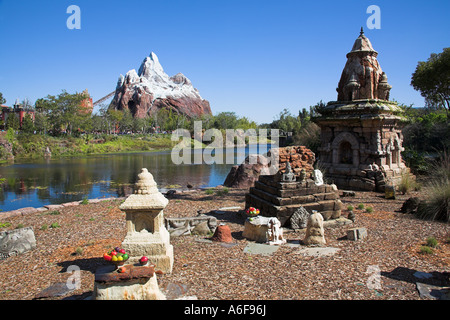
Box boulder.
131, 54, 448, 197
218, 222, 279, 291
0, 227, 36, 260
223, 154, 272, 189
400, 197, 420, 214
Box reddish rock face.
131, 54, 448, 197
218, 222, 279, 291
110, 52, 212, 119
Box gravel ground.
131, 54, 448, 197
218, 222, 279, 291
0, 188, 448, 300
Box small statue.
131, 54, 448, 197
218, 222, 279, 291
282, 162, 296, 182
299, 168, 306, 182
303, 210, 326, 246
267, 218, 286, 245
313, 169, 324, 186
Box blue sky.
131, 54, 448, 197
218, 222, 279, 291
0, 0, 449, 124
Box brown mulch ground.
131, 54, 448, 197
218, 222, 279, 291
0, 188, 448, 300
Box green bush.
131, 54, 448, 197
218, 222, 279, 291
419, 246, 434, 254
357, 203, 365, 210
426, 237, 439, 248
347, 205, 354, 211
366, 207, 374, 213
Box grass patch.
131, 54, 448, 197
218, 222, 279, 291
415, 151, 450, 222
0, 222, 11, 228
398, 172, 420, 194
426, 237, 439, 248
419, 246, 434, 254
50, 222, 61, 229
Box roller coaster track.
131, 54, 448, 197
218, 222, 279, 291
93, 80, 145, 106
93, 91, 115, 106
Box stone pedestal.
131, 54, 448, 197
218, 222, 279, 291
93, 264, 165, 300
242, 216, 286, 245
120, 168, 173, 273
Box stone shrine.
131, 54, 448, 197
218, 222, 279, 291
245, 173, 343, 227
120, 168, 173, 273
313, 28, 413, 191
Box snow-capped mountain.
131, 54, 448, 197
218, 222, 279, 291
110, 52, 211, 118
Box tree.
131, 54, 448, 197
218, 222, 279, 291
35, 90, 87, 135
411, 48, 450, 118
107, 109, 123, 134
5, 114, 20, 130
213, 112, 239, 130
0, 92, 6, 105
21, 114, 35, 133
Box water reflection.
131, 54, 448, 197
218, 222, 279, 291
0, 145, 270, 211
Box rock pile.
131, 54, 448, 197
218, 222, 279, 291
224, 146, 316, 189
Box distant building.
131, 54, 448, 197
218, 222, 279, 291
1, 100, 35, 129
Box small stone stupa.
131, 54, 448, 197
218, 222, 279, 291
120, 168, 173, 273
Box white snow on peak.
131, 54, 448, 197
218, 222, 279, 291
120, 52, 203, 101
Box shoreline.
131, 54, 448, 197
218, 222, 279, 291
0, 187, 212, 220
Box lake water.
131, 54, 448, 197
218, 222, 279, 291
0, 145, 271, 212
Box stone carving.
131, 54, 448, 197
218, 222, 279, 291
120, 168, 173, 273
313, 169, 324, 186
290, 206, 310, 230
0, 227, 36, 260
281, 162, 296, 182
303, 211, 326, 246
165, 216, 217, 237
267, 218, 286, 245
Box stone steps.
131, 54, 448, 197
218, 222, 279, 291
245, 176, 343, 226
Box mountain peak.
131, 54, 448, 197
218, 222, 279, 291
110, 52, 212, 118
